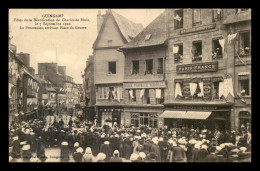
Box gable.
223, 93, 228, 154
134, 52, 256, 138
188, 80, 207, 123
96, 15, 125, 48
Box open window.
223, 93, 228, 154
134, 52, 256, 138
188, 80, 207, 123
193, 9, 202, 26
132, 60, 139, 74
239, 75, 250, 96
213, 81, 220, 99
157, 58, 163, 74
108, 61, 116, 74
145, 59, 153, 75
239, 31, 251, 55
192, 41, 202, 62
144, 89, 150, 104
173, 44, 183, 63
212, 38, 223, 59
212, 9, 223, 22
174, 9, 183, 29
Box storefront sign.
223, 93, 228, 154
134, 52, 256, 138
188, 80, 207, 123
165, 104, 230, 111
124, 81, 166, 89
177, 62, 218, 74
180, 24, 216, 34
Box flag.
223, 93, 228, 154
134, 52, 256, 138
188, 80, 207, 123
198, 82, 204, 97
156, 89, 161, 99
117, 87, 121, 102
218, 39, 225, 53
219, 82, 224, 99
189, 83, 197, 96
225, 78, 234, 97
228, 33, 237, 43
129, 90, 133, 99
174, 14, 182, 21
173, 46, 179, 54
140, 89, 145, 98
112, 90, 117, 100
175, 83, 182, 98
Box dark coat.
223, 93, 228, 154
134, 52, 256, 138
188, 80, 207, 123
100, 144, 112, 162
110, 157, 123, 162
73, 152, 83, 162
197, 149, 209, 162
204, 153, 218, 162
150, 144, 161, 162
191, 148, 200, 162
171, 146, 186, 162
143, 142, 152, 155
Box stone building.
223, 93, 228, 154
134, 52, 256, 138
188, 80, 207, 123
120, 10, 168, 128
161, 8, 251, 131
83, 55, 96, 121
222, 8, 251, 131
92, 9, 143, 127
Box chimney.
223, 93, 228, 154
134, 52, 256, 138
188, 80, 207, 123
97, 10, 104, 34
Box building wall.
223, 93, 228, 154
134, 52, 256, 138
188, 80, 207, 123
58, 66, 66, 79
17, 52, 30, 68
85, 56, 96, 107
124, 46, 166, 83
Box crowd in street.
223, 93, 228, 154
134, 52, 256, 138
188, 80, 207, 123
9, 115, 251, 162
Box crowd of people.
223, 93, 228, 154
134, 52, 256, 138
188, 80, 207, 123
9, 114, 251, 162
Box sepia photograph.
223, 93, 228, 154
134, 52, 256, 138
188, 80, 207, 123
8, 8, 251, 163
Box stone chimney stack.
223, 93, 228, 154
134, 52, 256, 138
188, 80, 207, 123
97, 10, 104, 34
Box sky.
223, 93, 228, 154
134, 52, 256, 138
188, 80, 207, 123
9, 9, 165, 84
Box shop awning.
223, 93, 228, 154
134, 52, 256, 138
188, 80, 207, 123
159, 111, 212, 120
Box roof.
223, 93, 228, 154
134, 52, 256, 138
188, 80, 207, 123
93, 10, 143, 48
223, 10, 251, 25
23, 68, 38, 82
120, 10, 167, 49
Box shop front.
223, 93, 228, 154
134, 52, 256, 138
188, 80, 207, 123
162, 103, 232, 132
124, 105, 163, 128
96, 106, 123, 127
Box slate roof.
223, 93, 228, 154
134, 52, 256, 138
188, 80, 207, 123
120, 10, 167, 49
223, 10, 251, 25
93, 10, 143, 48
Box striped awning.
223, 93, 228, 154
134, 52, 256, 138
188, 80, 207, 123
159, 110, 211, 120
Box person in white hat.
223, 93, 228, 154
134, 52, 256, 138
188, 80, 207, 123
82, 147, 93, 162
60, 141, 70, 162
110, 150, 123, 162
73, 147, 84, 162
100, 141, 112, 162
130, 153, 139, 162
73, 142, 79, 154
96, 153, 106, 162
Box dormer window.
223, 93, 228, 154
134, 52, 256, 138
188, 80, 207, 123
145, 34, 151, 41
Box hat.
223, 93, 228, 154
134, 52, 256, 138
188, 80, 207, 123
158, 137, 163, 141
113, 150, 119, 155
141, 133, 147, 138
172, 142, 177, 147
139, 152, 146, 159
216, 146, 222, 151
240, 147, 247, 152
74, 142, 79, 147
194, 143, 201, 149
61, 141, 68, 146
20, 141, 27, 145
22, 144, 30, 151
130, 153, 139, 161
104, 141, 110, 145
13, 136, 18, 141
97, 153, 106, 161
76, 147, 83, 153
30, 132, 35, 135
201, 145, 208, 150
189, 139, 197, 145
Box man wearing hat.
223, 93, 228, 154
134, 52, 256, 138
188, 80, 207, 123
73, 147, 84, 162
110, 150, 123, 162
150, 138, 161, 162
158, 136, 168, 162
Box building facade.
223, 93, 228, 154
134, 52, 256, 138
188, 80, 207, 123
161, 8, 251, 131
92, 9, 143, 127
222, 8, 251, 131
120, 11, 168, 128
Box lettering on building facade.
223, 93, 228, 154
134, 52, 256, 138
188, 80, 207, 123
124, 81, 166, 89
180, 24, 216, 34
177, 62, 218, 74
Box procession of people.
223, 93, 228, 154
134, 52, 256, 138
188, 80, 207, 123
9, 112, 251, 162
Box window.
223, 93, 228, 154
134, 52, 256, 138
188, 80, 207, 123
145, 34, 152, 41
129, 89, 136, 103
236, 8, 250, 13
174, 9, 183, 29
157, 58, 163, 74
239, 77, 250, 96
98, 87, 108, 99
193, 9, 202, 26
108, 40, 112, 46
173, 44, 183, 63
212, 39, 223, 59
213, 81, 220, 99
140, 113, 149, 126
239, 31, 251, 55
144, 89, 150, 104
145, 59, 153, 74
108, 87, 114, 100
131, 113, 139, 127
192, 41, 202, 62
108, 61, 116, 74
212, 9, 223, 22
132, 61, 139, 74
